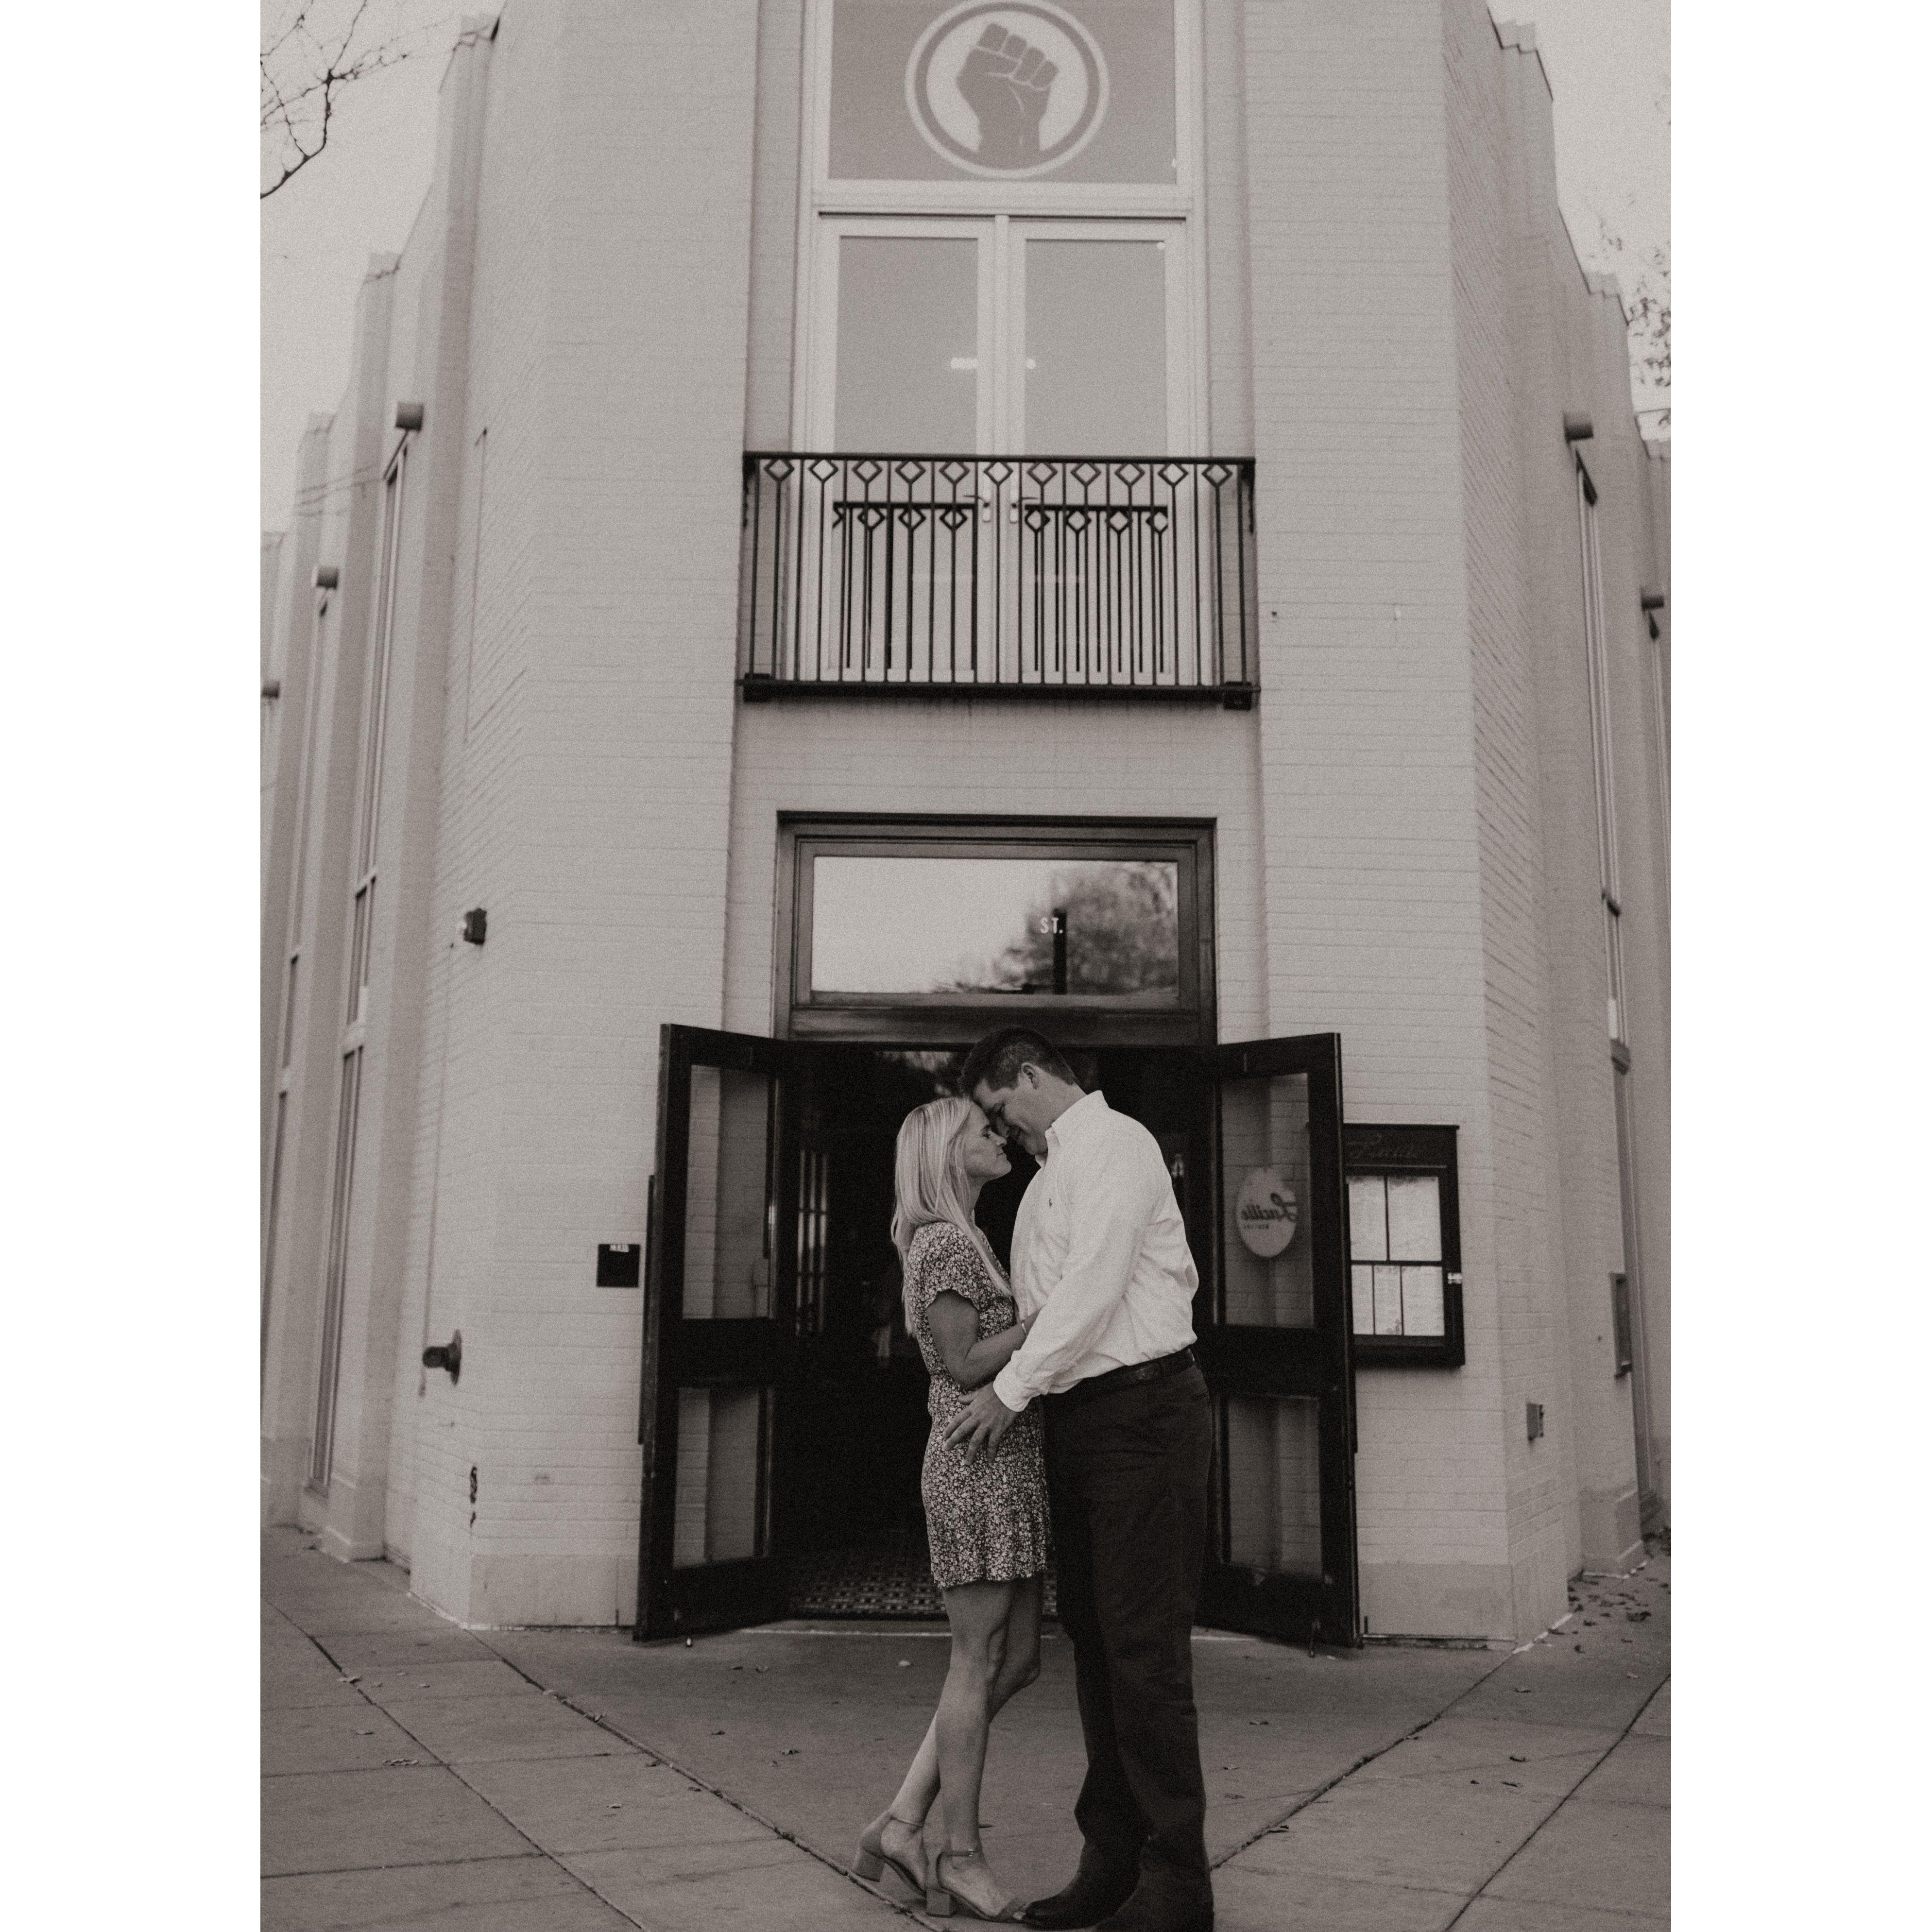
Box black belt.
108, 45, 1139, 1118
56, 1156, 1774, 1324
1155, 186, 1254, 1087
1046, 1347, 1197, 1411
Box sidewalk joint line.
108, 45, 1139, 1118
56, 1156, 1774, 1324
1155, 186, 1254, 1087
1437, 1671, 1671, 1932
295, 1626, 655, 1931
265, 1851, 543, 1880
476, 1643, 938, 1923
1208, 1642, 1521, 1870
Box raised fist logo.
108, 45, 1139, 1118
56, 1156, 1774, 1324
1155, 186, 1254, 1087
907, 4, 1108, 180
956, 24, 1058, 167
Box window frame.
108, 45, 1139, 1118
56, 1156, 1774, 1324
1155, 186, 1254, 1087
774, 813, 1216, 1045
792, 0, 1211, 455
1343, 1123, 1464, 1368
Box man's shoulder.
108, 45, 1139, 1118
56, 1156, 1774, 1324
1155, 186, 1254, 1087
1067, 1103, 1166, 1182
1090, 1102, 1163, 1157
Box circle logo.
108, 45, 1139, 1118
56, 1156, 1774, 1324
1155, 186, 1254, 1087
1235, 1168, 1300, 1260
906, 2, 1109, 179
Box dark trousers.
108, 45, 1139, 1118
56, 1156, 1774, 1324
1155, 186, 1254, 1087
1045, 1364, 1213, 1902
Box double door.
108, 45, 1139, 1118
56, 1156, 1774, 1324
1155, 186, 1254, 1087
807, 215, 1192, 455
637, 1027, 1358, 1647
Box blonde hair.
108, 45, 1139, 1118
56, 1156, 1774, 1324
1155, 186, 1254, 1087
890, 1096, 1007, 1329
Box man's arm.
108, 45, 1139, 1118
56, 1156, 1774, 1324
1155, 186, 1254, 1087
942, 1151, 1162, 1458
992, 1140, 1165, 1408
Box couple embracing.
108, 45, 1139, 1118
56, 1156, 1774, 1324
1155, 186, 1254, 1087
854, 1027, 1214, 1932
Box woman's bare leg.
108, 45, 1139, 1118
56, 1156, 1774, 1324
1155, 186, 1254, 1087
889, 1570, 1043, 1829
933, 1578, 1015, 1855
988, 1572, 1044, 1710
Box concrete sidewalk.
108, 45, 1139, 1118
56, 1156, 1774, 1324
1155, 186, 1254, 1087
264, 1529, 1668, 1930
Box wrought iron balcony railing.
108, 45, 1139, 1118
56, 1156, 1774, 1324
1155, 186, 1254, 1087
739, 454, 1257, 704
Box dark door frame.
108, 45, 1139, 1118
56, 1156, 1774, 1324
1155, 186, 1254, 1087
636, 1025, 798, 1641
1194, 1031, 1361, 1648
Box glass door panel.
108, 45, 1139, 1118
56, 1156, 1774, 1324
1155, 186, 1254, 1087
1218, 1069, 1316, 1329
1018, 234, 1170, 453
681, 1065, 776, 1321
833, 231, 986, 450
671, 1387, 770, 1569
1223, 1394, 1323, 1579
638, 1029, 795, 1639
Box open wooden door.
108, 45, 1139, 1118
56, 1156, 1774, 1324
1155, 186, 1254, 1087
636, 1026, 797, 1640
1194, 1032, 1360, 1647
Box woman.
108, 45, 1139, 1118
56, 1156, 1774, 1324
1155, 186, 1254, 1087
855, 1097, 1050, 1922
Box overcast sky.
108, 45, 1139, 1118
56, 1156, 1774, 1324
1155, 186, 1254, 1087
261, 1, 1670, 530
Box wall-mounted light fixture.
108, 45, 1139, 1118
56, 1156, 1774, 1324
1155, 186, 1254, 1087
461, 906, 488, 946
1525, 1401, 1545, 1442
422, 1331, 462, 1382
1563, 413, 1594, 443
262, 678, 282, 701
314, 564, 340, 590
395, 401, 425, 432
1640, 586, 1666, 611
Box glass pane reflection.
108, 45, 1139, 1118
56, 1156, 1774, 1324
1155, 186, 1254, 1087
1218, 1072, 1314, 1329
1223, 1394, 1322, 1577
811, 856, 1180, 999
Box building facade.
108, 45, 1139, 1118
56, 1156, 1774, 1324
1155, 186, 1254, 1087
260, 0, 1670, 1645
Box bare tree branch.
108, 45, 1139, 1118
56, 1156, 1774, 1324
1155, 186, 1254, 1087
1593, 216, 1671, 436
261, 0, 420, 198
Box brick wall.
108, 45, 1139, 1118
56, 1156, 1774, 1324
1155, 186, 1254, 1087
401, 0, 765, 1627
1243, 0, 1521, 1637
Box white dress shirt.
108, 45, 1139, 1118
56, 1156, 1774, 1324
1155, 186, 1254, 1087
992, 1091, 1199, 1411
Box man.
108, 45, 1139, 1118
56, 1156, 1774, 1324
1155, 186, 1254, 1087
945, 1027, 1214, 1932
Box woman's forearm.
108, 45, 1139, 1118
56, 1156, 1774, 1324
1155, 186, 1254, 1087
948, 1318, 1033, 1390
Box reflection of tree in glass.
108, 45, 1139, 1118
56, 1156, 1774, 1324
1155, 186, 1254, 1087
964, 863, 1179, 996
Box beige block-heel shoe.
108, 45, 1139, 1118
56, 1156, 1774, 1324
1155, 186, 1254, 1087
925, 1847, 1022, 1921
854, 1809, 927, 1895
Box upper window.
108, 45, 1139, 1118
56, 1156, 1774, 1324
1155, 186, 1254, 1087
779, 817, 1215, 1043
825, 1, 1178, 186
808, 1, 1196, 211
811, 855, 1180, 997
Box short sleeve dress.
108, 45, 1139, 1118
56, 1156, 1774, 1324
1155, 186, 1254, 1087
906, 1221, 1051, 1590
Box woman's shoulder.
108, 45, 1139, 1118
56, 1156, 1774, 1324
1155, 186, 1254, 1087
908, 1221, 988, 1288
909, 1220, 974, 1264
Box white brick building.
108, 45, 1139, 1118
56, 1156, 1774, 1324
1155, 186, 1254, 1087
261, 0, 1669, 1645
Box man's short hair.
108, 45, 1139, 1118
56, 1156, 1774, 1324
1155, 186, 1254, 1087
960, 1026, 1080, 1097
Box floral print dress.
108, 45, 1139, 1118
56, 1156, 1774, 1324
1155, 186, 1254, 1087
906, 1221, 1052, 1590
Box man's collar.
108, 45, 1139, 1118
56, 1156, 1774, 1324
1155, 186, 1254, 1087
1046, 1089, 1108, 1151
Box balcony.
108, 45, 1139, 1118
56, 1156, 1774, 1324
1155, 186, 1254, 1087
738, 455, 1257, 705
